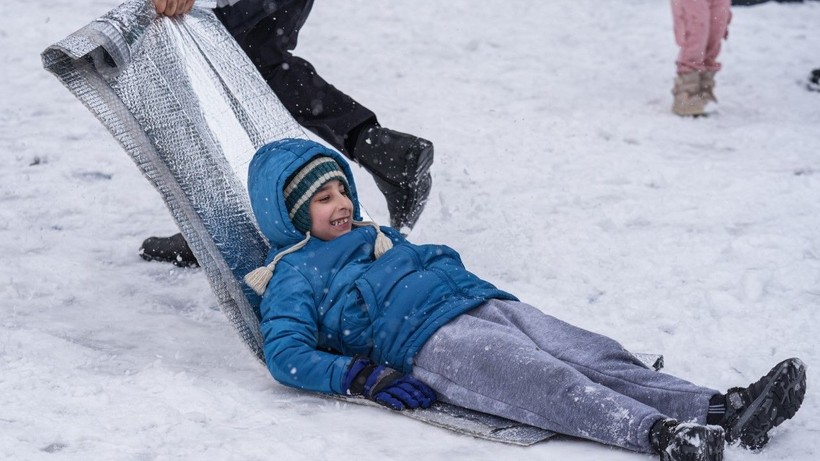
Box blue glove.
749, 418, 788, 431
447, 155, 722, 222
343, 355, 436, 410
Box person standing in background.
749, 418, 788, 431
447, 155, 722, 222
670, 0, 732, 116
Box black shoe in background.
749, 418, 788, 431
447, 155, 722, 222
139, 233, 199, 268
353, 126, 434, 234
808, 68, 820, 92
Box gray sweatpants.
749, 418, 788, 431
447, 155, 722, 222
411, 299, 717, 453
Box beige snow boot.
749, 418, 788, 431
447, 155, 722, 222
700, 71, 717, 104
671, 71, 705, 116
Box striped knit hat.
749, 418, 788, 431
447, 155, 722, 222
244, 153, 395, 296
284, 156, 350, 234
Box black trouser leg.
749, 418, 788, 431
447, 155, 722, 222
215, 0, 376, 156
260, 55, 376, 154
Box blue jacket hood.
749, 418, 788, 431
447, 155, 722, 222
248, 138, 363, 250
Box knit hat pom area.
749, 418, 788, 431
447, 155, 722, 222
284, 156, 350, 235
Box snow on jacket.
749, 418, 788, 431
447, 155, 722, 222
247, 138, 516, 394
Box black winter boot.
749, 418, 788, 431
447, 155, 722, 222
719, 357, 806, 449
352, 126, 434, 233
650, 419, 725, 461
139, 233, 199, 268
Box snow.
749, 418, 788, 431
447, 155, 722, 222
2, 0, 819, 460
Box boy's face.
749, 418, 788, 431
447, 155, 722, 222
308, 179, 354, 241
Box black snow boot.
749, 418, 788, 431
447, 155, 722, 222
139, 233, 199, 268
650, 419, 725, 461
352, 125, 434, 234
718, 357, 806, 449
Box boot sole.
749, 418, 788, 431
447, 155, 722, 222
370, 139, 434, 231
672, 107, 707, 117
139, 251, 199, 267
374, 171, 432, 231
730, 358, 807, 449
412, 139, 435, 182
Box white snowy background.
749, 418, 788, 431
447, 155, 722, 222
2, 0, 818, 460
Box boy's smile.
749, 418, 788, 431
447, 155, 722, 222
309, 179, 353, 240
330, 217, 350, 227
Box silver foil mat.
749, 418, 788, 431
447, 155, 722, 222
42, 0, 306, 361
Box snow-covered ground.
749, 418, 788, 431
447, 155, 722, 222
2, 1, 818, 460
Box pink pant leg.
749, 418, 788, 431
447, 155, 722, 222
704, 0, 731, 72
671, 0, 711, 74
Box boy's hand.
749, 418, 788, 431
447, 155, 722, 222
152, 0, 195, 17
343, 356, 436, 410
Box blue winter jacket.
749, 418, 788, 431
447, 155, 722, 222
247, 138, 516, 395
